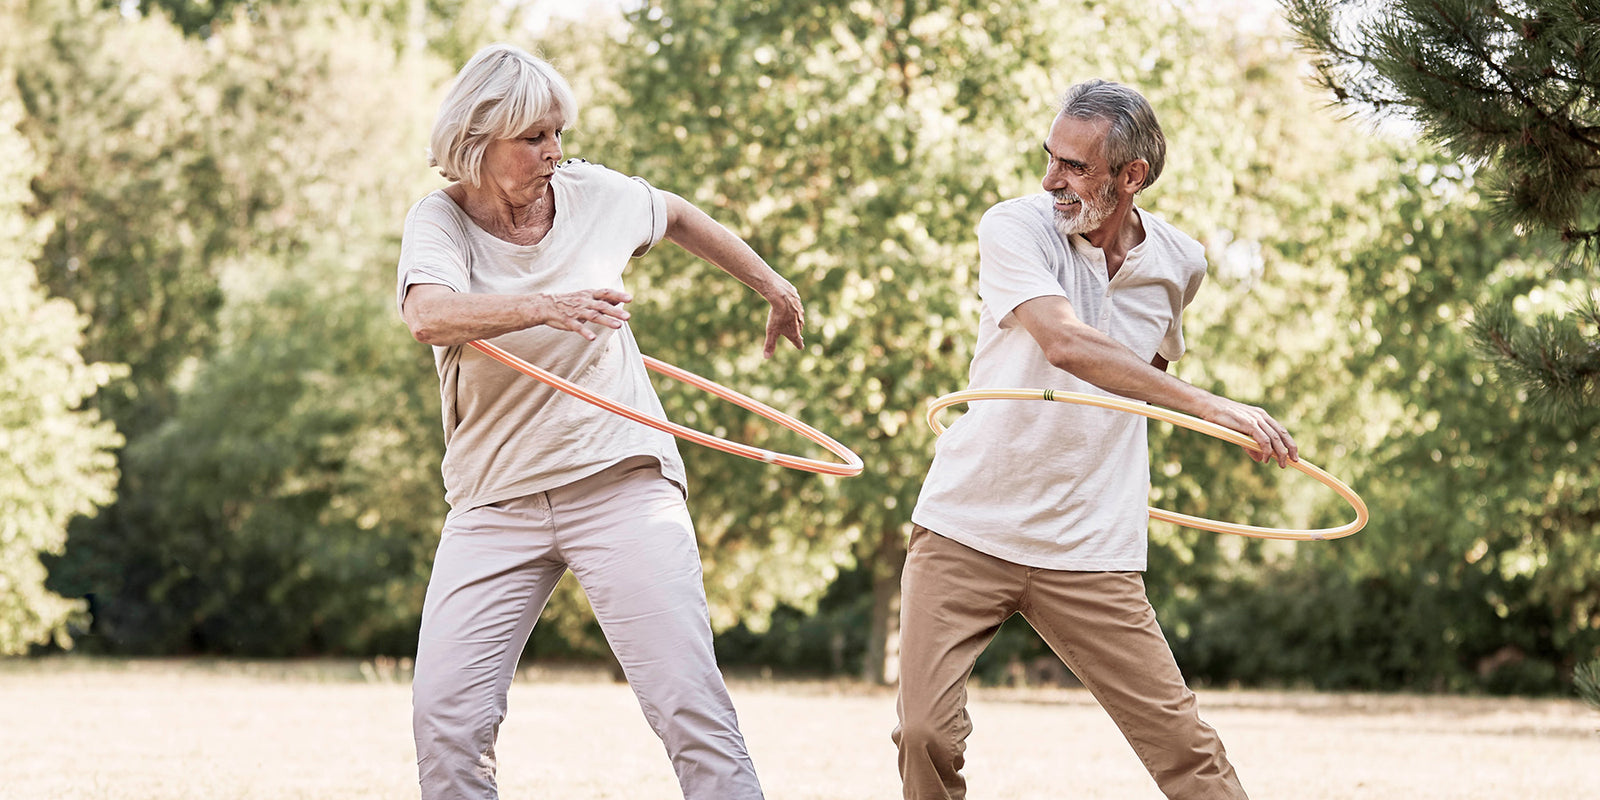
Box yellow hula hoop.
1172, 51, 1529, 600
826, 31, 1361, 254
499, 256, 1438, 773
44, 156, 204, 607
469, 339, 863, 477
926, 388, 1368, 541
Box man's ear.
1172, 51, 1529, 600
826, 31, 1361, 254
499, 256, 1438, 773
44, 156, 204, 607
1121, 159, 1149, 193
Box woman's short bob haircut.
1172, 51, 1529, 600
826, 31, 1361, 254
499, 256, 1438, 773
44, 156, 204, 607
428, 44, 578, 187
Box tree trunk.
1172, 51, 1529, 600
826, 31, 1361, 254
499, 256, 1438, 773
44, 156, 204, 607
862, 523, 907, 686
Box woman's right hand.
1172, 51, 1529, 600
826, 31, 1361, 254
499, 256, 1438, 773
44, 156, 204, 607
531, 288, 633, 340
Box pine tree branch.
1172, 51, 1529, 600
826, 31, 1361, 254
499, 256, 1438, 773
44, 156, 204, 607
1544, 70, 1600, 91
1472, 294, 1600, 415
1577, 657, 1600, 711
1436, 1, 1600, 153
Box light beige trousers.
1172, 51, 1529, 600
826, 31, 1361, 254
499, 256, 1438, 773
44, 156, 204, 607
894, 525, 1246, 800
412, 457, 763, 800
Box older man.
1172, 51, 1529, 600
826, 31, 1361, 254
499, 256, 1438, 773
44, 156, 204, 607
894, 79, 1297, 800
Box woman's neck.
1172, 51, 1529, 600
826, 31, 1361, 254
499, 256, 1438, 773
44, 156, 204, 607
447, 183, 557, 246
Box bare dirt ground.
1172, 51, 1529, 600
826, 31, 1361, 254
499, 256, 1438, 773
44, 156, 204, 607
1, 657, 1594, 799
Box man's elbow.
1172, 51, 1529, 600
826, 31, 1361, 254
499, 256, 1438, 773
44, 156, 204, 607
1042, 328, 1092, 375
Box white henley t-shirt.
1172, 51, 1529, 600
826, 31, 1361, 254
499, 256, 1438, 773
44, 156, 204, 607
912, 193, 1207, 571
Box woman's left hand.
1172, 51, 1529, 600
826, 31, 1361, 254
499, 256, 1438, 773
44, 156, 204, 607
660, 191, 805, 357
763, 281, 805, 358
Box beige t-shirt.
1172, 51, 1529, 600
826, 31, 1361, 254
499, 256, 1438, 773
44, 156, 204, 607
912, 194, 1206, 571
396, 160, 685, 513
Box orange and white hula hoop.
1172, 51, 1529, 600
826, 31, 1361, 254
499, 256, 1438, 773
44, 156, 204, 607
926, 388, 1367, 541
469, 339, 863, 477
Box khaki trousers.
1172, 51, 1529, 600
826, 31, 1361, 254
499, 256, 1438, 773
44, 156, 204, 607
412, 457, 763, 800
894, 525, 1246, 800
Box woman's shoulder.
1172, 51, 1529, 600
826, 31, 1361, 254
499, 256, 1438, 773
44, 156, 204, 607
409, 188, 466, 222
404, 189, 472, 241
555, 158, 653, 196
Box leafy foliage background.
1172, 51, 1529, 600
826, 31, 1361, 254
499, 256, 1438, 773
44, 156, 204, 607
0, 0, 1594, 695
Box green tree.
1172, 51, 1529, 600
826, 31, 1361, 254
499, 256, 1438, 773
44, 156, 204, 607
1174, 145, 1600, 694
592, 0, 1371, 682
13, 2, 227, 438
36, 5, 456, 653
99, 9, 457, 653
115, 0, 509, 63
0, 74, 123, 654
1284, 0, 1599, 413
1578, 658, 1600, 709
597, 0, 1089, 683
101, 268, 443, 654
1284, 0, 1600, 697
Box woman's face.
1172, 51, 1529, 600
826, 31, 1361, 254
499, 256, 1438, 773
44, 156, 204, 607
479, 107, 566, 205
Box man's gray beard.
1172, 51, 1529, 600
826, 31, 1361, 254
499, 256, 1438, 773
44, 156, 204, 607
1052, 183, 1117, 238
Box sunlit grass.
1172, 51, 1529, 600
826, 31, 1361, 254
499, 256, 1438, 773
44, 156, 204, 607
0, 657, 1595, 799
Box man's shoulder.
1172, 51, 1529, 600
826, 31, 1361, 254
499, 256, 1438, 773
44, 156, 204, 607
1137, 207, 1206, 264
984, 192, 1054, 220
980, 193, 1054, 236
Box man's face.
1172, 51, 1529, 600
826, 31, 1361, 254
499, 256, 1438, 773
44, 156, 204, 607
1041, 114, 1123, 238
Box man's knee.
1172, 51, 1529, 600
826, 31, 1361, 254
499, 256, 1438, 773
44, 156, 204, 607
893, 715, 966, 770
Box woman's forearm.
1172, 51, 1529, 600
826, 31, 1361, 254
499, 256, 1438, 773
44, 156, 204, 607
402, 284, 631, 346
662, 193, 793, 300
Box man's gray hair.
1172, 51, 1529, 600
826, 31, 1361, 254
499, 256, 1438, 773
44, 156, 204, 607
429, 44, 578, 186
1058, 79, 1165, 192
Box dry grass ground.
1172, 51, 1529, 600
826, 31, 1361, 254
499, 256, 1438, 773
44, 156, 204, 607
1, 657, 1595, 799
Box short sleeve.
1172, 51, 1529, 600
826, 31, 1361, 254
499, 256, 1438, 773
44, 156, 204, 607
1156, 252, 1206, 362
628, 176, 669, 258
976, 203, 1068, 323
396, 196, 470, 313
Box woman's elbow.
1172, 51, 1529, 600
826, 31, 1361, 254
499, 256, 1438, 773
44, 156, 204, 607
405, 316, 446, 346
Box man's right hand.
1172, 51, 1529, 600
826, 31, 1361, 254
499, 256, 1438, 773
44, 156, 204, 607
1202, 397, 1298, 468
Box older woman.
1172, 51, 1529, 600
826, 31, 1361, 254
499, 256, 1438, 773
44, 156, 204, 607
396, 44, 800, 800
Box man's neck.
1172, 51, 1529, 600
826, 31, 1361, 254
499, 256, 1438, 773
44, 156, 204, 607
1080, 205, 1144, 280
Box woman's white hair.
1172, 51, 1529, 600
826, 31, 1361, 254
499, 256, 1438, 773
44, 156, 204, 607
428, 44, 578, 186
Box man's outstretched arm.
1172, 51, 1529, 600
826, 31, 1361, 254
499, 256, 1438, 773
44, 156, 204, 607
1012, 295, 1297, 466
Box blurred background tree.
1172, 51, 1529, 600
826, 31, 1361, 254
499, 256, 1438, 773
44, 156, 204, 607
1283, 0, 1598, 414
0, 66, 123, 654
597, 0, 1075, 685
1283, 0, 1598, 701
0, 0, 1592, 697
21, 1, 457, 653
108, 0, 504, 61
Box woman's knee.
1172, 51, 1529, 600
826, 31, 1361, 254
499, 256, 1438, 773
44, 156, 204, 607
413, 660, 501, 740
